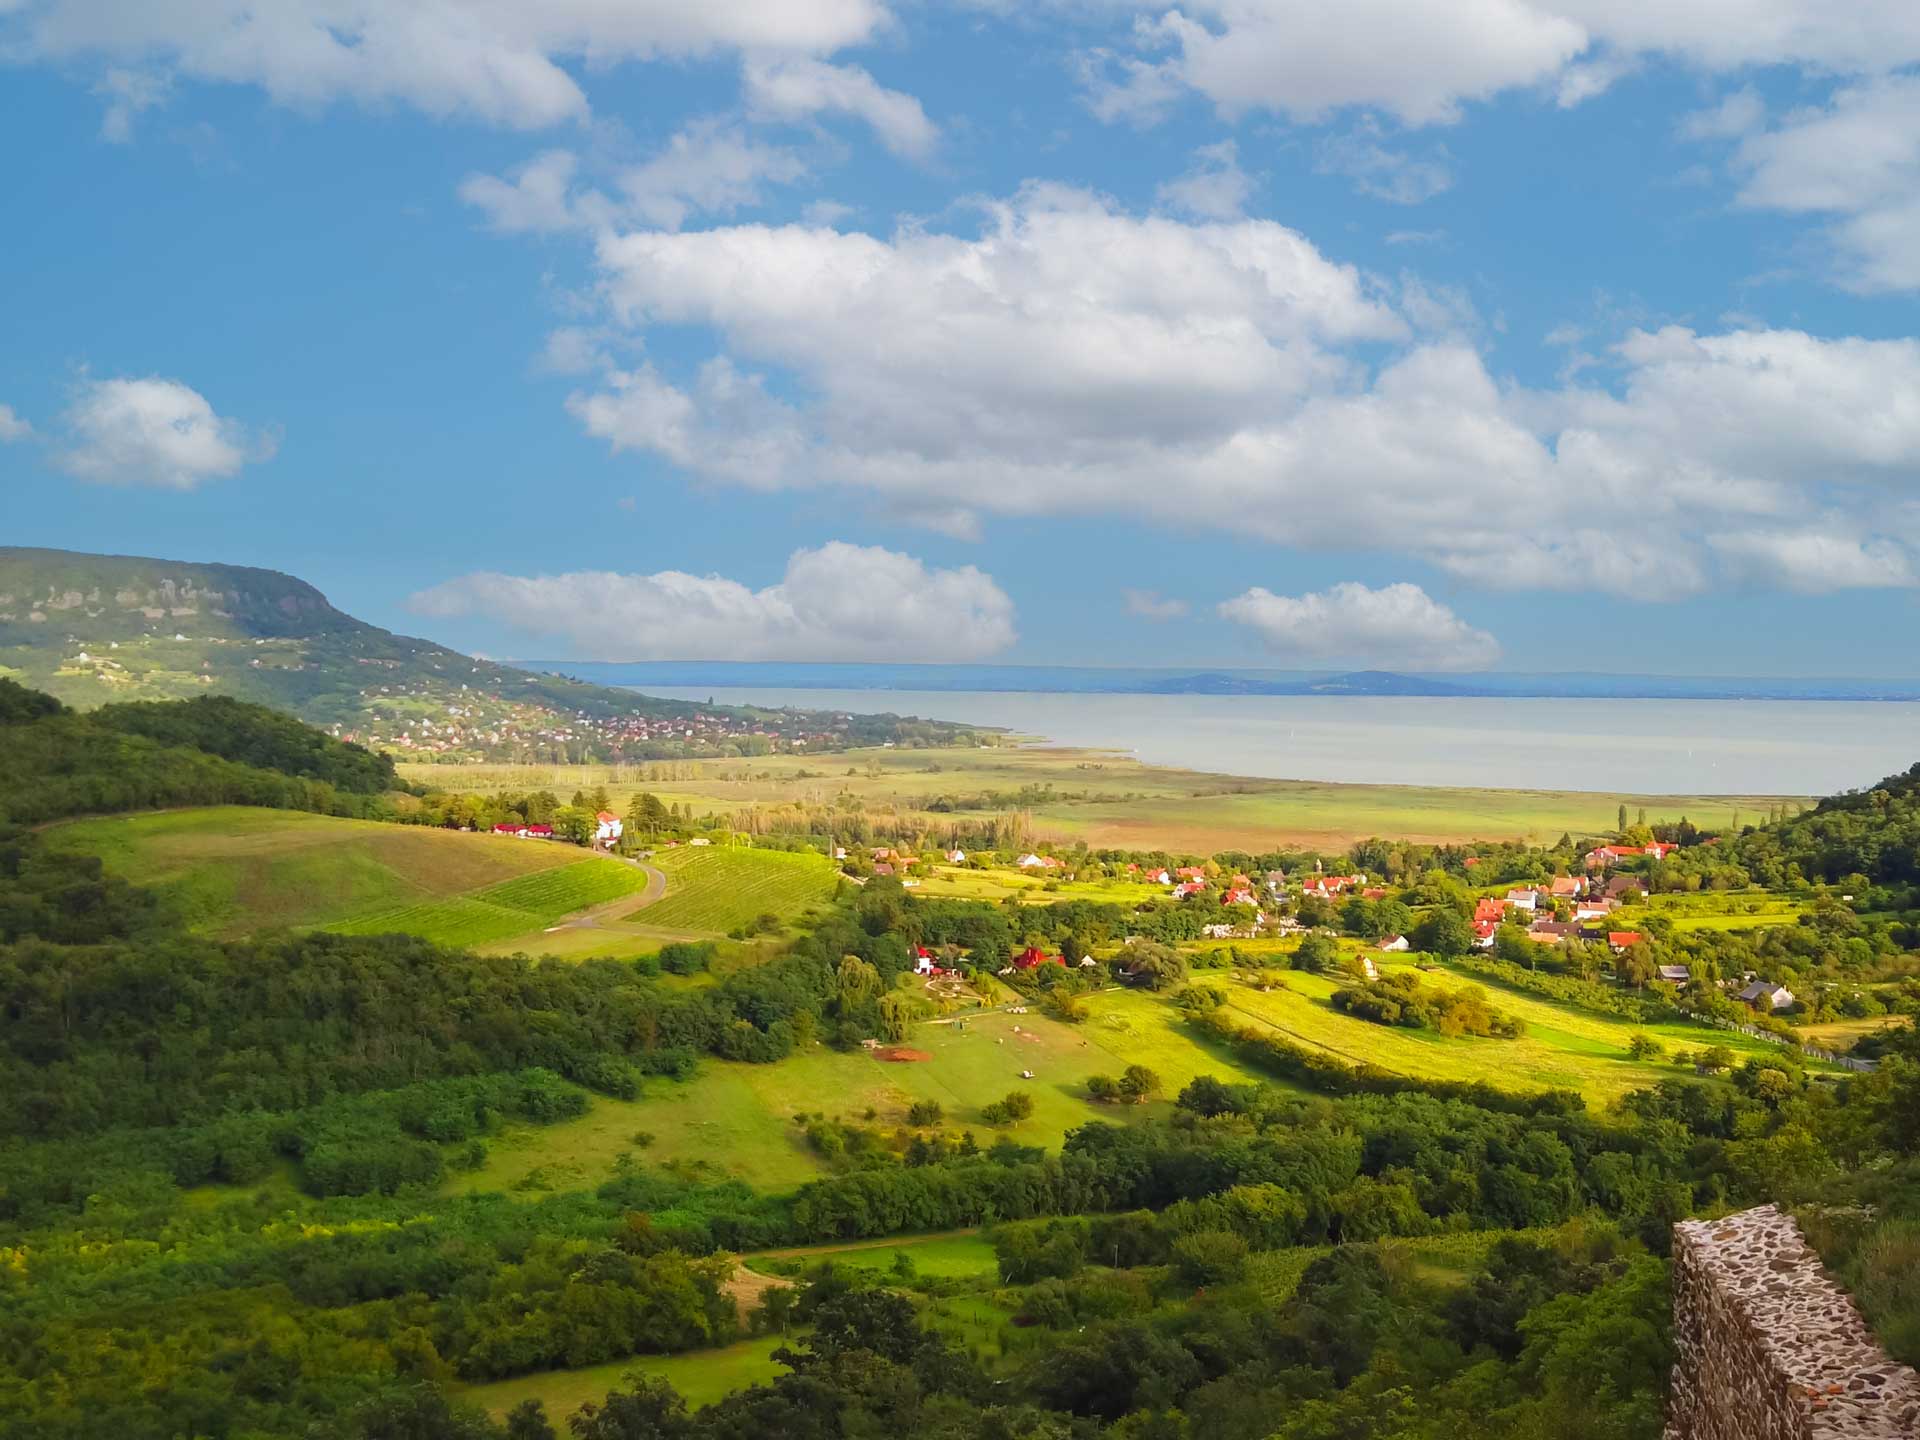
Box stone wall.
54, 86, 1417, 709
1664, 1204, 1920, 1440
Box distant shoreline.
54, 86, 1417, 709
515, 660, 1920, 704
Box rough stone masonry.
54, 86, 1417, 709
1664, 1204, 1920, 1439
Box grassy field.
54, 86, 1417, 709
1222, 960, 1815, 1103
331, 858, 655, 947
1634, 891, 1808, 933
399, 747, 1796, 853
749, 1231, 999, 1280
44, 806, 588, 937
1797, 1015, 1912, 1051
639, 846, 841, 934
457, 1335, 790, 1423
911, 864, 1168, 906
450, 988, 1282, 1197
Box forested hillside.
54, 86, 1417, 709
2, 681, 1918, 1440
0, 548, 978, 761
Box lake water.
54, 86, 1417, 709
633, 687, 1920, 796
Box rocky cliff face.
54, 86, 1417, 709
1665, 1205, 1920, 1440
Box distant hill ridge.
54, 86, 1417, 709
0, 548, 973, 761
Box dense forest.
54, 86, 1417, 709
3, 681, 1919, 1438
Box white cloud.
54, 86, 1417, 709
613, 120, 808, 230
1315, 124, 1452, 204
54, 377, 273, 489
461, 123, 807, 235
1679, 86, 1764, 142
458, 149, 583, 233
0, 404, 31, 442
1123, 588, 1190, 620
533, 326, 612, 377
1219, 581, 1502, 670
1155, 140, 1253, 219
743, 57, 938, 159
1708, 529, 1915, 593
557, 188, 1920, 600
1729, 75, 1920, 292
5, 0, 889, 131
408, 542, 1017, 661
1072, 2, 1920, 130
1127, 0, 1588, 127
92, 66, 167, 141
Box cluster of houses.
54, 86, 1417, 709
490, 810, 626, 848
1441, 874, 1654, 953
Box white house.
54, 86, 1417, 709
594, 811, 623, 845
1359, 956, 1380, 980
946, 849, 967, 863
1657, 965, 1692, 988
1738, 979, 1795, 1012
1377, 935, 1411, 952
1505, 888, 1539, 912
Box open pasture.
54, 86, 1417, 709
452, 989, 1278, 1198
749, 1230, 998, 1280
43, 805, 587, 937
399, 747, 1790, 853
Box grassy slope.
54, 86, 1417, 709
402, 746, 1796, 851
44, 807, 585, 936
639, 847, 842, 934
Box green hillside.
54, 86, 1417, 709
0, 547, 977, 762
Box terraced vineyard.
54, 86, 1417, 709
639, 846, 841, 934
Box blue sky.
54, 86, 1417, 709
5, 3, 1920, 677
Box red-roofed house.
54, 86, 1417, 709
1608, 931, 1645, 952
595, 811, 623, 845
1474, 897, 1505, 924
1173, 881, 1208, 899
1012, 946, 1062, 971
1223, 887, 1257, 906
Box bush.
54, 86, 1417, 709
1172, 1229, 1249, 1286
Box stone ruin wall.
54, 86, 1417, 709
1664, 1204, 1920, 1440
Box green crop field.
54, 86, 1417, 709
43, 806, 588, 937
638, 846, 841, 934
457, 1335, 790, 1423
403, 747, 1795, 853
1223, 961, 1818, 1103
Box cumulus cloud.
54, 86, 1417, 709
408, 542, 1017, 661
1728, 75, 1920, 292
1678, 87, 1764, 142
0, 404, 31, 442
1708, 530, 1915, 593
4, 0, 889, 131
1072, 2, 1920, 129
1155, 141, 1254, 219
1219, 581, 1501, 670
54, 377, 274, 489
743, 57, 938, 159
522, 183, 1920, 600
1123, 589, 1190, 620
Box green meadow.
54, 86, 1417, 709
457, 1335, 792, 1422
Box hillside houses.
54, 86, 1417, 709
1584, 842, 1676, 870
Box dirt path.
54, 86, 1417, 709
547, 858, 667, 930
